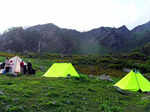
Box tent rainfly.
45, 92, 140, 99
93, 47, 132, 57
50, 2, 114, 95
43, 63, 80, 77
114, 70, 150, 92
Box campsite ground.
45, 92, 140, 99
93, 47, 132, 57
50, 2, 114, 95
0, 54, 149, 112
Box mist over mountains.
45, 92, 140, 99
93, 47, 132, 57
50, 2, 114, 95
0, 21, 150, 54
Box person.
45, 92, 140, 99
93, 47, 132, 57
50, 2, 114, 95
23, 63, 27, 74
20, 60, 24, 74
5, 57, 10, 73
0, 63, 5, 74
27, 61, 36, 75
0, 62, 5, 69
27, 61, 32, 74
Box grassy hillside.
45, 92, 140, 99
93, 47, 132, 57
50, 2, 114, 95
0, 55, 149, 112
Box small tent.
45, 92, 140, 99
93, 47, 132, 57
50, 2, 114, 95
114, 70, 150, 92
9, 56, 26, 75
43, 63, 80, 77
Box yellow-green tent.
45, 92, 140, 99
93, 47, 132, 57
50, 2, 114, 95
114, 70, 150, 92
43, 63, 80, 77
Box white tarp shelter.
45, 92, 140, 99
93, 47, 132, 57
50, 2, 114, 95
9, 56, 26, 75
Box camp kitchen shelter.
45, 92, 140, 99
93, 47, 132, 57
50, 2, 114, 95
114, 70, 150, 92
43, 63, 80, 77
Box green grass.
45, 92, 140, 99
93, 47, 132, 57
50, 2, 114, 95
0, 55, 149, 112
0, 75, 148, 112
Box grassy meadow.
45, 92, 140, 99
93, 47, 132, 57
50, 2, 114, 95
0, 52, 149, 112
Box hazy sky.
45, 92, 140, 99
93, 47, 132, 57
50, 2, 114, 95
0, 0, 150, 32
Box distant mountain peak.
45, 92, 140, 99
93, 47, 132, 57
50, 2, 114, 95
35, 23, 58, 27
26, 23, 59, 31
41, 23, 59, 28
118, 25, 129, 32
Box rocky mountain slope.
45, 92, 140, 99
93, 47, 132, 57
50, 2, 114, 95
0, 21, 150, 54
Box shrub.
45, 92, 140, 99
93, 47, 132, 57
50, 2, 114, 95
78, 74, 89, 82
107, 64, 123, 69
0, 52, 16, 58
100, 58, 112, 63
142, 42, 150, 55
127, 52, 146, 60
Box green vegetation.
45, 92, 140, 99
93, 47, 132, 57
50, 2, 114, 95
0, 53, 149, 111
142, 42, 150, 55
0, 75, 148, 112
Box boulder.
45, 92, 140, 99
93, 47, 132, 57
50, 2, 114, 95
123, 68, 131, 73
114, 86, 129, 95
98, 74, 113, 82
0, 91, 4, 95
88, 74, 95, 78
40, 66, 45, 72
141, 96, 150, 100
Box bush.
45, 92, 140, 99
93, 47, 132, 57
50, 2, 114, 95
142, 42, 150, 55
107, 64, 124, 69
0, 52, 16, 58
78, 74, 89, 82
125, 63, 150, 73
100, 58, 112, 63
127, 52, 146, 60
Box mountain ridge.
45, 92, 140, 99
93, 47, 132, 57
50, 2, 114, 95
0, 21, 150, 54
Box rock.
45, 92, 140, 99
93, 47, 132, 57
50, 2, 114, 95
141, 96, 150, 100
144, 92, 150, 95
123, 68, 131, 73
64, 100, 74, 105
40, 66, 45, 72
51, 101, 56, 105
114, 86, 129, 95
13, 98, 20, 102
82, 97, 87, 100
88, 74, 95, 78
0, 91, 4, 95
98, 74, 113, 82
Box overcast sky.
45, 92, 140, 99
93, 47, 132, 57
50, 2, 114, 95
0, 0, 150, 32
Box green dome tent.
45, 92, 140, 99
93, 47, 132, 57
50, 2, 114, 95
114, 70, 150, 92
43, 63, 80, 77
